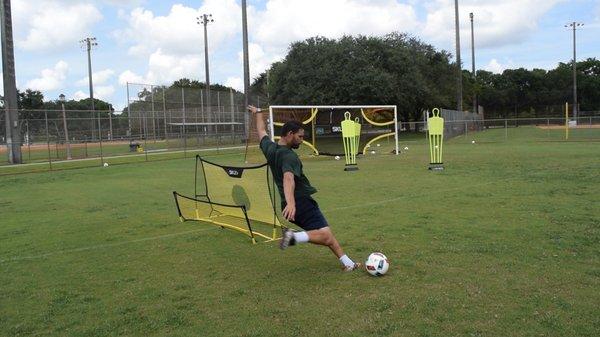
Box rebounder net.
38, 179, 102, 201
269, 105, 398, 156
173, 155, 285, 243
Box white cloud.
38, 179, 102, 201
76, 69, 115, 86
484, 59, 503, 73
73, 90, 88, 101
484, 58, 517, 73
112, 0, 420, 89
25, 61, 69, 91
218, 0, 417, 82
114, 0, 240, 57
118, 70, 145, 86
95, 85, 115, 100
102, 0, 143, 7
225, 77, 243, 92
253, 0, 419, 51
74, 86, 114, 102
118, 49, 203, 86
422, 0, 562, 50
238, 43, 283, 81
13, 0, 103, 51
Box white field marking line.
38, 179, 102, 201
0, 227, 217, 263
1, 180, 497, 263
0, 145, 257, 169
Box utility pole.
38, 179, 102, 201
454, 0, 462, 112
242, 0, 250, 142
565, 21, 583, 122
1, 0, 22, 163
470, 12, 476, 113
197, 14, 214, 133
80, 37, 97, 139
59, 94, 71, 159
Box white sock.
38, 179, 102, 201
293, 231, 309, 244
339, 254, 355, 267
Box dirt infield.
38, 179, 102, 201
0, 140, 135, 154
537, 124, 600, 130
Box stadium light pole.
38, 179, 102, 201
470, 12, 476, 113
241, 0, 250, 143
59, 94, 71, 160
80, 37, 98, 139
565, 22, 583, 122
1, 0, 22, 164
197, 14, 214, 126
454, 0, 462, 112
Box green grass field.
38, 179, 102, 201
1, 128, 599, 336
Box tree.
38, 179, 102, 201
264, 34, 456, 130
18, 89, 44, 109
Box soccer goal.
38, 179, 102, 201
173, 155, 285, 243
269, 105, 399, 156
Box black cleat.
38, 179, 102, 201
279, 228, 295, 250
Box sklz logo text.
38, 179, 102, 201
223, 167, 244, 178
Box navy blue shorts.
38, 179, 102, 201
282, 196, 328, 231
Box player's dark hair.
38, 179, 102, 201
280, 120, 303, 137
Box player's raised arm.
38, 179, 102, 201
248, 105, 268, 140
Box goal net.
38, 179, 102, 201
269, 105, 398, 156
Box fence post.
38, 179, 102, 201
98, 112, 104, 165
230, 88, 235, 144
182, 87, 187, 158
504, 119, 508, 141
108, 110, 113, 141
26, 119, 31, 161
151, 84, 156, 142
126, 82, 132, 137
163, 87, 168, 145
143, 109, 148, 162
45, 111, 52, 170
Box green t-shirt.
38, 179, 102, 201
259, 136, 317, 200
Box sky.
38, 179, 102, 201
3, 0, 599, 111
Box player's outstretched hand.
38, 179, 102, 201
247, 105, 262, 114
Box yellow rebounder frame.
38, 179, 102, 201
341, 112, 359, 171
172, 156, 285, 244
427, 108, 444, 171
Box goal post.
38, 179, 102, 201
268, 105, 399, 156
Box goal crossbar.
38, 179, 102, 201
269, 105, 399, 156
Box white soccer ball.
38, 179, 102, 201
376, 143, 381, 147
103, 162, 109, 167
334, 155, 340, 160
371, 150, 376, 154
434, 145, 439, 149
471, 140, 476, 144
365, 252, 389, 276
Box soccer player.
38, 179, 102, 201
248, 105, 361, 272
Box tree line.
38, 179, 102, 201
4, 32, 599, 138
251, 33, 600, 121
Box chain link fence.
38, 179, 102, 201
0, 86, 271, 173
2, 102, 599, 174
